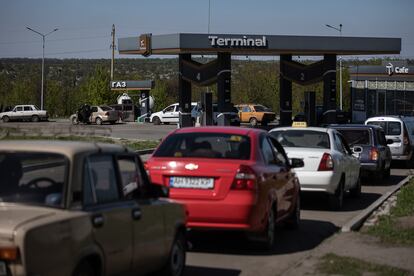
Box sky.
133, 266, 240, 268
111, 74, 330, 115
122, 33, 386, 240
0, 0, 413, 60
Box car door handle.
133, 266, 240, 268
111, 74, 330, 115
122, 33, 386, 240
92, 214, 104, 228
132, 208, 142, 220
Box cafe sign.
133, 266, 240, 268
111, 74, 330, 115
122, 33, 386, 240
386, 63, 409, 76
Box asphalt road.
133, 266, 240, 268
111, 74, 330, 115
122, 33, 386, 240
1, 120, 411, 275
184, 168, 410, 276
0, 119, 279, 140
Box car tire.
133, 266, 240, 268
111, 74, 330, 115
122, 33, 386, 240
249, 117, 258, 127
160, 232, 186, 276
261, 206, 276, 250
349, 177, 361, 198
73, 260, 96, 276
95, 117, 102, 125
31, 115, 40, 122
329, 179, 344, 210
285, 194, 300, 229
383, 166, 391, 179
153, 116, 161, 125
2, 116, 9, 123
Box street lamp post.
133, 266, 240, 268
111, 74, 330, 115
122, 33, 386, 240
325, 24, 343, 110
26, 27, 58, 110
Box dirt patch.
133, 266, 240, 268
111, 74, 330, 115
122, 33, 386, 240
395, 216, 414, 230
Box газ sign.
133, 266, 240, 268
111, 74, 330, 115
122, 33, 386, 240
208, 35, 267, 48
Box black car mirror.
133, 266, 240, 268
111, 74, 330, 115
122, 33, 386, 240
290, 158, 304, 168
353, 146, 363, 153
386, 139, 394, 145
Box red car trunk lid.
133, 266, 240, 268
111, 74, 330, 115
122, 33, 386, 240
148, 157, 246, 200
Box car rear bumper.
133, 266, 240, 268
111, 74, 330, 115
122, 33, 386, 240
171, 192, 257, 231
360, 162, 381, 174
295, 171, 338, 194
391, 154, 411, 160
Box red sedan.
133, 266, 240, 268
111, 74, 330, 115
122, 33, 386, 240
146, 127, 303, 248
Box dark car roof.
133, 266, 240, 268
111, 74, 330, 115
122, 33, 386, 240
0, 140, 132, 159
330, 124, 383, 130
172, 126, 265, 136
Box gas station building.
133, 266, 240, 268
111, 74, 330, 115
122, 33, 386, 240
118, 33, 401, 127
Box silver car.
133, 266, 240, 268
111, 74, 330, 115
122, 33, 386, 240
0, 141, 186, 276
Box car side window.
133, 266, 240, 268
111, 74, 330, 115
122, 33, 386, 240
164, 105, 174, 113
242, 106, 251, 112
268, 137, 289, 166
83, 154, 120, 206
15, 106, 23, 111
24, 106, 32, 111
338, 134, 352, 155
260, 135, 276, 165
378, 130, 387, 146
333, 133, 346, 154
116, 155, 147, 199
91, 107, 98, 113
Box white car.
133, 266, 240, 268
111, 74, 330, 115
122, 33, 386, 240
365, 116, 414, 163
150, 102, 196, 125
0, 105, 48, 122
269, 126, 361, 210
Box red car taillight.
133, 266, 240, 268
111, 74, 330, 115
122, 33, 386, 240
143, 162, 150, 177
318, 153, 334, 171
404, 129, 409, 145
231, 165, 257, 190
370, 147, 379, 161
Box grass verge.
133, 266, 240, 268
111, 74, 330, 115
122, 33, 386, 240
364, 179, 414, 245
0, 135, 159, 151
317, 253, 409, 276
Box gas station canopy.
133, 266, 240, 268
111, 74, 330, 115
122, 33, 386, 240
118, 33, 401, 56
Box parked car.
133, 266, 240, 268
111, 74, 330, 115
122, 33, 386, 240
365, 116, 414, 166
269, 126, 361, 210
0, 105, 48, 122
70, 105, 118, 125
235, 104, 276, 127
0, 140, 187, 276
150, 102, 197, 125
330, 124, 392, 179
191, 103, 240, 126
146, 126, 303, 249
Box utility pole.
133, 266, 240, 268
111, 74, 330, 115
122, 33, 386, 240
26, 27, 58, 110
325, 23, 343, 110
111, 24, 115, 80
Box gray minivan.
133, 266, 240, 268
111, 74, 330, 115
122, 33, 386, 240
365, 116, 414, 165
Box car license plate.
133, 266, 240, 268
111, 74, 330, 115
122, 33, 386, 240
0, 261, 6, 276
170, 177, 214, 189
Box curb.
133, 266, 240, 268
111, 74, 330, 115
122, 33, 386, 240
341, 174, 412, 232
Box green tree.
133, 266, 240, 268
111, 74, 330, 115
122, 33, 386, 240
151, 79, 169, 112
80, 65, 114, 105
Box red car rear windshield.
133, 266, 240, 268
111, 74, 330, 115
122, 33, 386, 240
153, 132, 251, 160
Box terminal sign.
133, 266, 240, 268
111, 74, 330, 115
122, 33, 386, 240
208, 35, 267, 48
386, 63, 409, 76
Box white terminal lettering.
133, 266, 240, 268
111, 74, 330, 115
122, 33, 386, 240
208, 35, 267, 47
